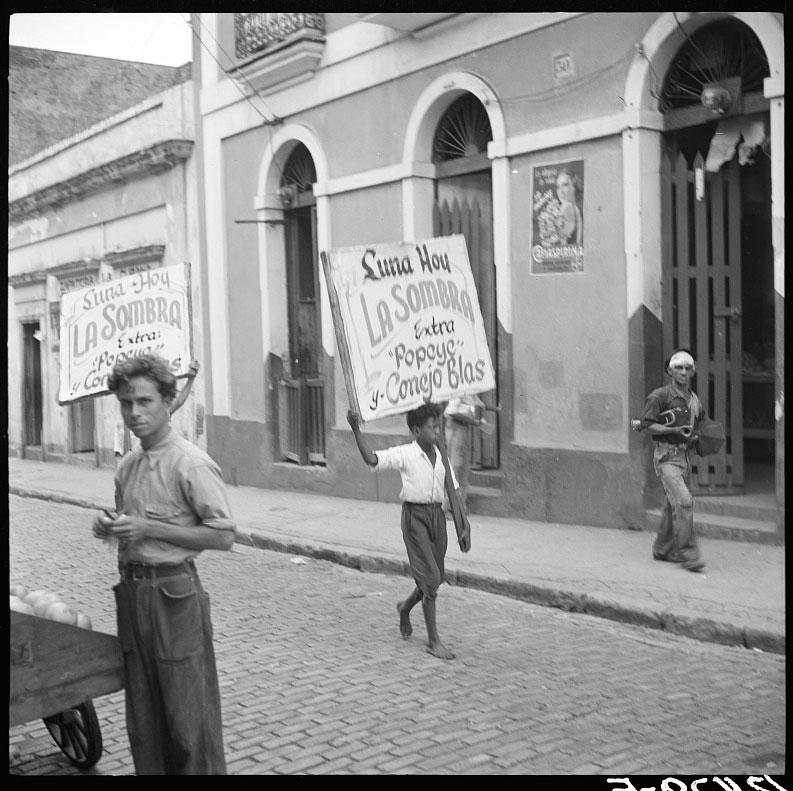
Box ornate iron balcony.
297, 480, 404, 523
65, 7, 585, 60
235, 13, 325, 60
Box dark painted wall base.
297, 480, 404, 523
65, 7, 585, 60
207, 416, 272, 488
206, 418, 648, 530
498, 442, 646, 529
8, 443, 115, 469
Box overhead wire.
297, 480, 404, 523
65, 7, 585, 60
635, 43, 664, 105
180, 12, 289, 186
180, 13, 283, 127
499, 43, 639, 104
180, 16, 657, 183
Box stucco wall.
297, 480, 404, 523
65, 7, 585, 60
197, 11, 784, 529
222, 128, 269, 423
509, 137, 628, 453
8, 82, 200, 463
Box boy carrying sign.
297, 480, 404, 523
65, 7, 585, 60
347, 403, 470, 660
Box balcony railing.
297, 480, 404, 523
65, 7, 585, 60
235, 13, 325, 60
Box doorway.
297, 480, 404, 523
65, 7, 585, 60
431, 93, 499, 469
658, 19, 773, 494
70, 400, 95, 454
661, 128, 774, 493
22, 322, 43, 452
278, 143, 325, 465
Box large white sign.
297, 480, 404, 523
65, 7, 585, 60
321, 235, 495, 422
58, 263, 193, 404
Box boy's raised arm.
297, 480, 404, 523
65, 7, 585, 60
170, 360, 200, 415
347, 410, 378, 466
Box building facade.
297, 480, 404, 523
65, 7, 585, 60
9, 13, 783, 537
192, 12, 784, 533
8, 46, 191, 167
8, 76, 203, 465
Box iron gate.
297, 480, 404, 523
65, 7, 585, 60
661, 151, 743, 492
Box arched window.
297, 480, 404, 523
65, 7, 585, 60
432, 94, 492, 163
659, 20, 769, 114
279, 143, 316, 206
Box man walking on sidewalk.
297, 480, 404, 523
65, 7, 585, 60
638, 348, 706, 572
347, 404, 469, 660
92, 354, 235, 774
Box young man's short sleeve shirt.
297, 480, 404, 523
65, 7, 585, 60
374, 441, 457, 504
639, 384, 706, 442
114, 430, 236, 565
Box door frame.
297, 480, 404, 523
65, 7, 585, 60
659, 73, 774, 495
433, 166, 499, 469
284, 200, 321, 378
660, 145, 747, 493
623, 12, 784, 532
281, 195, 326, 464
21, 321, 44, 455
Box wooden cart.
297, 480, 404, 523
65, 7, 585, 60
10, 611, 124, 770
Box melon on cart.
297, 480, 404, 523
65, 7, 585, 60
10, 611, 124, 770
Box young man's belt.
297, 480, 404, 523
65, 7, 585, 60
119, 560, 195, 582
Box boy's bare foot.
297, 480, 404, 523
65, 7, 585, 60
426, 640, 455, 660
397, 601, 412, 637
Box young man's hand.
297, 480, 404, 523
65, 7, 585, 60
92, 511, 115, 539
109, 514, 148, 543
458, 522, 472, 553
347, 410, 361, 430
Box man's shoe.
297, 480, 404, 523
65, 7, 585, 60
682, 560, 705, 572
653, 553, 682, 563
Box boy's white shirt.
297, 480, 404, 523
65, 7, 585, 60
374, 440, 458, 503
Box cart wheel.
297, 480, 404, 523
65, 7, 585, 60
43, 700, 103, 770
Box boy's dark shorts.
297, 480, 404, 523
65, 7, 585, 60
401, 502, 447, 599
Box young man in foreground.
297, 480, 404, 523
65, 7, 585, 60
93, 353, 235, 774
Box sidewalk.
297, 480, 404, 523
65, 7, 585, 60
8, 456, 785, 655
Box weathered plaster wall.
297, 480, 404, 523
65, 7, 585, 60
510, 137, 628, 454
197, 12, 783, 530
8, 83, 200, 464
222, 128, 268, 423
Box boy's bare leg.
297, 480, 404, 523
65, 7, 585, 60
397, 587, 422, 637
422, 596, 455, 660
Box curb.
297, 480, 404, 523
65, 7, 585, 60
10, 486, 785, 657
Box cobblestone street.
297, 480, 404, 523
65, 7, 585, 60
9, 496, 786, 776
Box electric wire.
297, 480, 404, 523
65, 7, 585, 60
180, 12, 289, 186
181, 13, 282, 127
636, 43, 663, 105
499, 43, 638, 104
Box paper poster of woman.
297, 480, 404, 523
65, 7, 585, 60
530, 159, 585, 274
